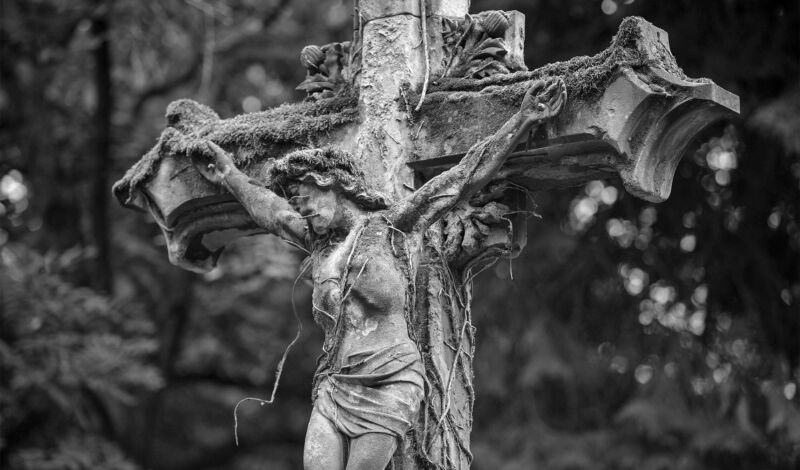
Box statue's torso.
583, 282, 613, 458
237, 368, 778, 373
311, 216, 414, 367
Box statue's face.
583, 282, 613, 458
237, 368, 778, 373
288, 182, 338, 234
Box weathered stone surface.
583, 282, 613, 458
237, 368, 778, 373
113, 97, 359, 210
116, 17, 738, 228
409, 17, 739, 201
358, 0, 468, 19
356, 13, 423, 196
440, 10, 527, 79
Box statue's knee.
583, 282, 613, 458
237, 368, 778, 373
346, 434, 397, 470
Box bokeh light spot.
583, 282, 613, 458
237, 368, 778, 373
768, 210, 781, 229
714, 170, 731, 186
692, 285, 708, 306
634, 364, 653, 384
680, 234, 696, 252
610, 355, 628, 374
1, 171, 28, 203
601, 0, 618, 15
600, 185, 618, 205
689, 310, 706, 335
780, 288, 792, 305
622, 266, 648, 295
785, 382, 797, 400
573, 197, 597, 224
242, 96, 262, 113
245, 64, 267, 85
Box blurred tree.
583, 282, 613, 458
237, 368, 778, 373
0, 243, 161, 469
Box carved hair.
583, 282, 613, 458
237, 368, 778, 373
270, 147, 390, 210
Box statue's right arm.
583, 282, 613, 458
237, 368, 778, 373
221, 170, 308, 245
191, 141, 308, 247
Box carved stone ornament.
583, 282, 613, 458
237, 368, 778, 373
441, 10, 527, 79
296, 41, 353, 100
411, 17, 740, 203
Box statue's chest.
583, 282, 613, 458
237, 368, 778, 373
342, 224, 409, 313
313, 241, 349, 284
311, 221, 409, 319
310, 243, 348, 322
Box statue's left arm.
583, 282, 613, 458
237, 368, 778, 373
389, 77, 566, 234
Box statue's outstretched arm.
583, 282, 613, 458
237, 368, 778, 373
390, 77, 566, 234
189, 140, 308, 246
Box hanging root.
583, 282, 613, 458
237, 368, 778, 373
415, 244, 476, 468
233, 259, 311, 446
414, 0, 430, 112
341, 257, 371, 302
436, 310, 471, 428
316, 221, 368, 375
504, 180, 540, 216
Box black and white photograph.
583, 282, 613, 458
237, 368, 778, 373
1, 1, 798, 469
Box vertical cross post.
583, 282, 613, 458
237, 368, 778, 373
354, 0, 469, 196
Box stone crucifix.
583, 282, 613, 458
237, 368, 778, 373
113, 1, 738, 468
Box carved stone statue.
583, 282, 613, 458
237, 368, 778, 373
185, 78, 566, 469
112, 1, 738, 466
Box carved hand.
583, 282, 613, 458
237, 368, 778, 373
188, 140, 236, 185
519, 77, 567, 125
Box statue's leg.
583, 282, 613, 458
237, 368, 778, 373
345, 433, 397, 470
303, 408, 346, 470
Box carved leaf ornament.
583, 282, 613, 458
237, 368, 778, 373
296, 42, 352, 100
442, 11, 525, 79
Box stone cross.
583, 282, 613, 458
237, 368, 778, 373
113, 1, 738, 468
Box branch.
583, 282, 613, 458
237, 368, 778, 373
130, 51, 204, 119
129, 0, 292, 119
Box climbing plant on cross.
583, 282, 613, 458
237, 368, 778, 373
113, 1, 738, 468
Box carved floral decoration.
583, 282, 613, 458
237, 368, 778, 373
296, 41, 353, 100
442, 10, 525, 79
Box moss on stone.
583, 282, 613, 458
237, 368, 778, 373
206, 91, 359, 157
412, 16, 692, 111
113, 91, 358, 206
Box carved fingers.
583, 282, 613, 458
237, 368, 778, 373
442, 201, 511, 266
188, 140, 234, 185
520, 77, 567, 124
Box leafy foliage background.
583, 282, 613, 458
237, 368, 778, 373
1, 0, 798, 469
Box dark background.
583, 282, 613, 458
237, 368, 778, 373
1, 0, 798, 469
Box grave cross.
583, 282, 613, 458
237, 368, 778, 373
113, 1, 738, 468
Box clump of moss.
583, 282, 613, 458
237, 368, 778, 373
166, 99, 220, 131
412, 16, 696, 111
206, 90, 359, 157
113, 90, 358, 207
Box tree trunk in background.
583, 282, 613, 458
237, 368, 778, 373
91, 2, 113, 292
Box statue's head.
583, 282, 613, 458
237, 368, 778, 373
270, 147, 389, 234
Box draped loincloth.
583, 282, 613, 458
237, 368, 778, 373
314, 341, 425, 438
